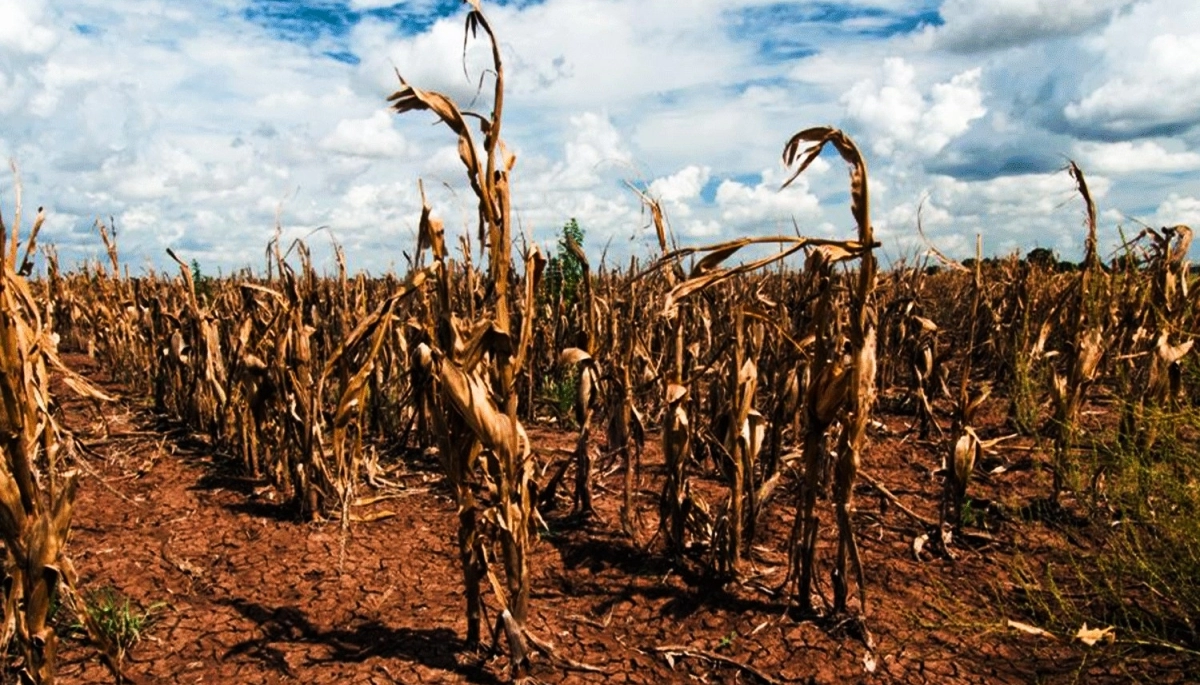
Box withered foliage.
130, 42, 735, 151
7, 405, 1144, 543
15, 2, 1200, 679
0, 172, 126, 684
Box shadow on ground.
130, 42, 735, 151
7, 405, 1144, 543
220, 597, 502, 684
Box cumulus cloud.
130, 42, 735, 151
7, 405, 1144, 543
648, 165, 710, 218
1152, 194, 1200, 227
0, 0, 57, 54
0, 0, 1195, 272
842, 58, 986, 158
917, 171, 1115, 258
1073, 140, 1200, 174
1066, 33, 1200, 136
321, 110, 409, 158
524, 111, 634, 192
0, 0, 415, 268
503, 112, 643, 252
715, 164, 824, 229
649, 165, 709, 203
632, 84, 801, 174
1054, 0, 1200, 138
875, 197, 965, 256
932, 171, 1110, 218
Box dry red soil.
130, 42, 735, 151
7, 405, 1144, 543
37, 355, 1196, 684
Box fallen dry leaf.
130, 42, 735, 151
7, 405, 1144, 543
1075, 623, 1115, 646
1007, 619, 1055, 639
350, 510, 398, 523
913, 533, 929, 560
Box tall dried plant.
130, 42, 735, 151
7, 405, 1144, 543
781, 128, 878, 615
645, 231, 869, 580
560, 233, 600, 516
944, 237, 988, 530
389, 1, 549, 673
1113, 223, 1194, 456
0, 179, 113, 683
1049, 162, 1106, 505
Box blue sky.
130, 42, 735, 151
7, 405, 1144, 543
2, 0, 1199, 273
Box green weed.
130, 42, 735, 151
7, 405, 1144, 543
78, 586, 167, 665
1004, 407, 1200, 652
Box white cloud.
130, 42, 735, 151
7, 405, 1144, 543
321, 110, 409, 158
0, 0, 58, 54
917, 171, 1116, 257
531, 111, 633, 190
933, 171, 1110, 216
715, 165, 823, 228
631, 83, 806, 174
1062, 1, 1200, 136
648, 165, 710, 218
1152, 194, 1200, 228
483, 0, 758, 106
877, 197, 970, 258
1073, 140, 1200, 174
929, 0, 1127, 53
0, 0, 1196, 273
1066, 33, 1200, 135
842, 58, 985, 158
355, 13, 490, 106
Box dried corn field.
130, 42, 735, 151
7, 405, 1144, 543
5, 3, 1200, 684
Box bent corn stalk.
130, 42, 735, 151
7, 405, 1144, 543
782, 128, 878, 615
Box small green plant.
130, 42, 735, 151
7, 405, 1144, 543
78, 586, 166, 665
716, 629, 739, 651
189, 258, 214, 303
1000, 410, 1200, 652
543, 218, 586, 305
1008, 355, 1042, 436
960, 497, 981, 528
542, 371, 578, 426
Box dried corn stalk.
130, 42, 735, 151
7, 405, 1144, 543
944, 237, 987, 530
0, 181, 113, 683
604, 279, 646, 539
1049, 163, 1107, 505
389, 2, 547, 673
782, 128, 878, 615
562, 232, 600, 516
1114, 224, 1194, 455
641, 223, 870, 578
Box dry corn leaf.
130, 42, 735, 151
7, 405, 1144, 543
1007, 619, 1055, 639
238, 282, 285, 303
1075, 624, 1115, 646
952, 433, 978, 484
559, 347, 592, 367
439, 361, 516, 454
666, 383, 687, 405
350, 510, 397, 523
1156, 333, 1193, 365
912, 533, 929, 560
811, 362, 849, 426
1077, 329, 1104, 381
1166, 224, 1193, 264
810, 243, 856, 264
689, 239, 752, 278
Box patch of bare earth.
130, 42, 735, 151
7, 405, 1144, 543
46, 355, 1195, 684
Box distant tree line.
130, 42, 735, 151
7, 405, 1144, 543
930, 246, 1200, 275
